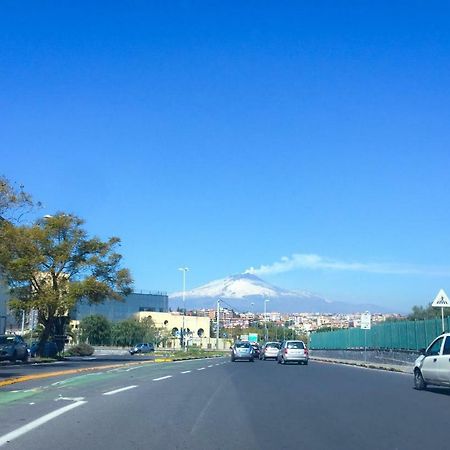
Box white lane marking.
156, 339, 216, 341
197, 368, 206, 371
29, 403, 35, 405
208, 365, 213, 368
181, 370, 191, 374
55, 396, 85, 402
215, 364, 220, 366
152, 375, 172, 381
103, 385, 138, 396
0, 401, 86, 447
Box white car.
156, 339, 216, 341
414, 332, 450, 390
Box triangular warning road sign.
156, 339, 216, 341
432, 289, 450, 307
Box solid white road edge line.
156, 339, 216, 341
103, 385, 138, 396
152, 375, 172, 381
0, 401, 87, 447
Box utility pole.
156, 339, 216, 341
216, 299, 220, 350
264, 299, 270, 342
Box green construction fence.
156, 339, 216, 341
310, 317, 450, 351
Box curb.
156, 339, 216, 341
311, 356, 413, 374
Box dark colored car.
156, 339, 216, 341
0, 335, 29, 362
250, 343, 261, 358
231, 341, 254, 362
129, 343, 155, 355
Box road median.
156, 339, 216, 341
0, 354, 226, 387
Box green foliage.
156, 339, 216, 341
0, 213, 133, 355
224, 323, 308, 343
80, 315, 112, 345
65, 342, 94, 356
0, 176, 39, 222
111, 317, 157, 347
408, 303, 450, 320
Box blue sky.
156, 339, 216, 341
1, 1, 450, 311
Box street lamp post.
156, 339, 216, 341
264, 299, 270, 342
216, 299, 220, 350
178, 267, 189, 352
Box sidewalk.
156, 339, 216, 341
311, 356, 413, 374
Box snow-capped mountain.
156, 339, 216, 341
172, 273, 294, 300
170, 273, 389, 313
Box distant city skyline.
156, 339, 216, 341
2, 2, 450, 311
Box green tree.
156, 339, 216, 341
0, 213, 132, 354
408, 303, 450, 321
80, 315, 112, 346
111, 317, 157, 347
0, 176, 39, 222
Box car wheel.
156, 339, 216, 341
22, 352, 29, 363
231, 356, 235, 362
304, 360, 308, 365
414, 369, 427, 390
250, 358, 254, 362
10, 351, 17, 363
277, 357, 281, 364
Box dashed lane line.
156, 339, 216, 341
0, 400, 87, 447
152, 376, 173, 381
103, 385, 138, 396
181, 370, 191, 374
197, 368, 206, 371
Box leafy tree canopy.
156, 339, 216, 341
80, 314, 112, 346
111, 317, 157, 347
0, 176, 39, 222
408, 303, 450, 321
0, 213, 133, 352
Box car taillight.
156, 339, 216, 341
304, 348, 309, 355
284, 348, 288, 354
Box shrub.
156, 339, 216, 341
65, 343, 94, 356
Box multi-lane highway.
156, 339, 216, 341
1, 357, 450, 449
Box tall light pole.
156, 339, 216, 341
216, 299, 220, 350
178, 267, 189, 352
264, 299, 270, 342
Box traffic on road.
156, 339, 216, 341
2, 349, 450, 450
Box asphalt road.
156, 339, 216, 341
1, 357, 450, 449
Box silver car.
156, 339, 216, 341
260, 341, 281, 360
231, 341, 254, 362
277, 340, 309, 365
414, 332, 450, 390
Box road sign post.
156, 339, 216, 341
360, 312, 371, 363
431, 289, 450, 333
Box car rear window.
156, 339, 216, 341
266, 343, 280, 349
235, 343, 250, 348
287, 341, 305, 349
